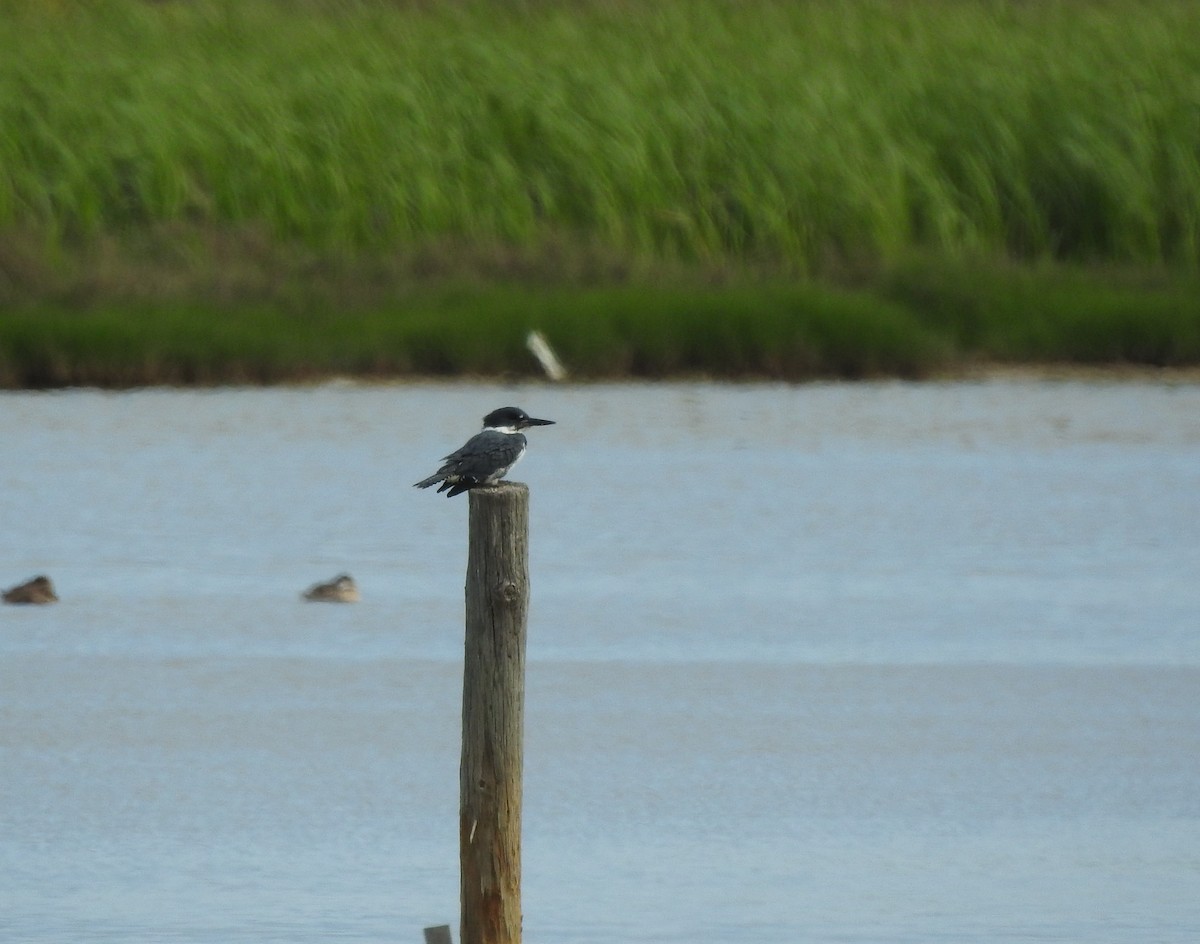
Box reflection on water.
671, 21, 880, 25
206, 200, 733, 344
2, 380, 1199, 943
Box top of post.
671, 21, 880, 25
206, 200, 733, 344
469, 482, 529, 502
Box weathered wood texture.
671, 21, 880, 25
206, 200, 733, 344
461, 483, 529, 944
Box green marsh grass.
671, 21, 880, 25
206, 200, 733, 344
4, 0, 1200, 267
2, 0, 1200, 384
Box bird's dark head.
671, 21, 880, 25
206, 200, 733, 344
482, 406, 555, 432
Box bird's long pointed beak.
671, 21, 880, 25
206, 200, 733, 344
524, 417, 555, 427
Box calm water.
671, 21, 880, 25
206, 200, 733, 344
2, 380, 1198, 944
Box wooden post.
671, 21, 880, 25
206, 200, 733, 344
461, 483, 529, 944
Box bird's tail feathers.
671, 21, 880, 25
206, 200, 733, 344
413, 474, 445, 489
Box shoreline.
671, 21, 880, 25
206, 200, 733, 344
939, 363, 1200, 385
5, 364, 1199, 393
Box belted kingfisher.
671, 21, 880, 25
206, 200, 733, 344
414, 406, 555, 497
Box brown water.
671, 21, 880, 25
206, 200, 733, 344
2, 380, 1198, 943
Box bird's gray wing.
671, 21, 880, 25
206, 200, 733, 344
437, 429, 525, 481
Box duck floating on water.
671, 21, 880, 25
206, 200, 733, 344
302, 574, 360, 603
3, 575, 59, 605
